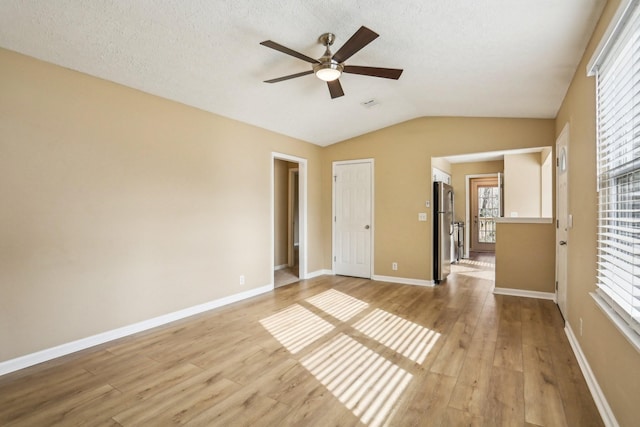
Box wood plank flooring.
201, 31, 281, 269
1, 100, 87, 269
0, 260, 603, 426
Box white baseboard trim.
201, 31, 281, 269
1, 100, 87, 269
493, 287, 556, 301
372, 275, 435, 287
274, 264, 289, 271
305, 269, 333, 279
0, 284, 273, 377
565, 323, 619, 427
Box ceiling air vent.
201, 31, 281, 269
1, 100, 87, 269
361, 99, 379, 108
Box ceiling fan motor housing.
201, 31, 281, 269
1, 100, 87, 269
313, 33, 344, 81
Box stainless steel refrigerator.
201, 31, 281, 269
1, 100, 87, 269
433, 181, 454, 284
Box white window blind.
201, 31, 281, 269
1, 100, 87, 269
594, 1, 640, 338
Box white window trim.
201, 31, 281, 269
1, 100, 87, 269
591, 292, 640, 353
587, 0, 638, 76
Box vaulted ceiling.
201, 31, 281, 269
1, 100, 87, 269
0, 0, 606, 146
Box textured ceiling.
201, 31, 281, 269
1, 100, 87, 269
0, 0, 605, 146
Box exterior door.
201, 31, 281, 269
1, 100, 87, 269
556, 125, 569, 318
470, 177, 500, 252
333, 161, 372, 278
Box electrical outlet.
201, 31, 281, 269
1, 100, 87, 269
580, 318, 583, 336
418, 212, 427, 221
392, 262, 398, 271
239, 275, 245, 285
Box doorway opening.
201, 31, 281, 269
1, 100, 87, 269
272, 153, 307, 288
448, 173, 501, 281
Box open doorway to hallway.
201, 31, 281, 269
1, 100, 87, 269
274, 158, 300, 287
457, 176, 499, 281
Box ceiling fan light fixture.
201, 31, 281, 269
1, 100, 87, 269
314, 61, 343, 81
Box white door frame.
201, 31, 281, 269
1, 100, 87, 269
556, 123, 570, 318
272, 153, 307, 287
332, 159, 374, 278
465, 173, 500, 258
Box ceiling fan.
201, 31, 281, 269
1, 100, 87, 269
260, 26, 403, 99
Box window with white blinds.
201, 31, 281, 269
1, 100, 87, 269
592, 0, 640, 340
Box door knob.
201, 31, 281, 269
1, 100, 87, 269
365, 225, 370, 229
559, 240, 567, 245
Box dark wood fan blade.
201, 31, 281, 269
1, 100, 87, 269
327, 79, 344, 99
343, 65, 403, 80
332, 26, 379, 64
260, 40, 319, 64
264, 70, 314, 83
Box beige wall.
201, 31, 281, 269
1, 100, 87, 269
494, 223, 555, 293
450, 160, 504, 223
0, 48, 324, 362
555, 0, 640, 425
322, 117, 555, 280
504, 153, 541, 217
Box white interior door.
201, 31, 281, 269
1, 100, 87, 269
556, 125, 569, 319
333, 161, 372, 278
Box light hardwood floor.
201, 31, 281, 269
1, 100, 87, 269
0, 261, 603, 426
274, 266, 299, 288
275, 246, 299, 288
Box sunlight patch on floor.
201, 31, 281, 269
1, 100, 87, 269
260, 289, 442, 425
305, 289, 369, 321
458, 259, 495, 268
451, 257, 495, 281
301, 333, 413, 427
450, 264, 481, 273
259, 304, 334, 353
353, 308, 440, 364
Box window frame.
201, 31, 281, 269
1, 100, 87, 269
588, 0, 640, 352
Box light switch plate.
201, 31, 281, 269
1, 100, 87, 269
425, 201, 430, 208
418, 212, 427, 221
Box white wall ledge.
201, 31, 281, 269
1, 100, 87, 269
495, 217, 553, 224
